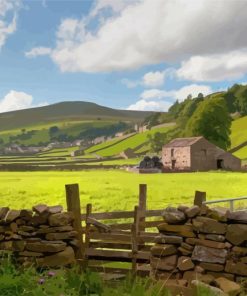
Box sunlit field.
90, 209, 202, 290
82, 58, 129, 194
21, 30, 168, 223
1, 170, 247, 212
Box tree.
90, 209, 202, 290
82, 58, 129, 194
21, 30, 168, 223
177, 96, 203, 128
143, 112, 161, 129
168, 100, 183, 118
148, 132, 168, 153
234, 88, 247, 115
49, 126, 59, 135
185, 97, 232, 150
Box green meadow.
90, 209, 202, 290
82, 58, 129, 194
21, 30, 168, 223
1, 170, 247, 212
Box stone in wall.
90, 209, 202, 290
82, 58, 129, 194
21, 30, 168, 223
162, 207, 186, 224
226, 224, 247, 245
192, 217, 227, 234
192, 245, 227, 264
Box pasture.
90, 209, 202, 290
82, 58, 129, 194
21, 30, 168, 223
1, 170, 247, 212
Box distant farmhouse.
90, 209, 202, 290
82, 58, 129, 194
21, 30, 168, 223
162, 136, 241, 171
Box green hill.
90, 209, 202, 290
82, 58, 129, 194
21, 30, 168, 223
0, 101, 153, 131
85, 125, 173, 157
230, 115, 247, 161
230, 115, 247, 148
0, 101, 156, 146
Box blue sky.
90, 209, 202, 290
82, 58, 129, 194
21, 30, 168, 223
0, 0, 247, 113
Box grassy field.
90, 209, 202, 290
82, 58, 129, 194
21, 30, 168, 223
230, 115, 247, 148
1, 170, 247, 212
85, 126, 173, 157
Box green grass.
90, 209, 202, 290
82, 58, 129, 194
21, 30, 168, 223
39, 146, 78, 157
85, 135, 128, 154
234, 145, 247, 160
1, 171, 247, 212
90, 127, 172, 157
84, 158, 141, 165
230, 115, 247, 148
0, 120, 118, 146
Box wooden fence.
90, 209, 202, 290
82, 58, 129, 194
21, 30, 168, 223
65, 183, 208, 276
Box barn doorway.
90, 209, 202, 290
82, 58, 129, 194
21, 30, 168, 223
172, 159, 176, 169
217, 159, 224, 169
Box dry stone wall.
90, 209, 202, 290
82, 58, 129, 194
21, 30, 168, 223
151, 205, 247, 285
0, 205, 78, 267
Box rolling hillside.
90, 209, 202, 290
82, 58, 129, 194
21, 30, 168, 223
0, 101, 153, 131
0, 101, 157, 146
85, 126, 173, 157
230, 115, 247, 162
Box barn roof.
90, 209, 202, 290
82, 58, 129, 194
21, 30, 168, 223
163, 136, 204, 148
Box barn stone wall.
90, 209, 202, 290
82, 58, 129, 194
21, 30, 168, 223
0, 205, 77, 267
162, 146, 191, 170
151, 205, 247, 288
190, 138, 218, 171
217, 150, 242, 171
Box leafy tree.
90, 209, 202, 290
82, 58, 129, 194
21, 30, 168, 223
168, 100, 183, 118
177, 95, 204, 127
185, 97, 232, 150
49, 126, 59, 135
143, 112, 161, 128
148, 132, 168, 153
234, 88, 247, 115
197, 93, 204, 99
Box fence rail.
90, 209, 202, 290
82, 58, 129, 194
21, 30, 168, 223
204, 196, 247, 211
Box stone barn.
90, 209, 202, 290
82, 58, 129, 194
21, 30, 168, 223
162, 136, 241, 171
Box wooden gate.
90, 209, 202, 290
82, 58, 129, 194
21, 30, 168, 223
65, 184, 164, 276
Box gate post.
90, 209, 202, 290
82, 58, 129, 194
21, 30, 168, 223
138, 184, 147, 233
194, 190, 206, 206
65, 184, 84, 261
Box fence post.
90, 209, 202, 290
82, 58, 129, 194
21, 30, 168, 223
132, 205, 139, 277
83, 203, 92, 269
139, 184, 147, 233
194, 190, 206, 206
65, 184, 84, 261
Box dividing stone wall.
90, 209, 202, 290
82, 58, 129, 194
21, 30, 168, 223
0, 205, 78, 267
151, 205, 247, 284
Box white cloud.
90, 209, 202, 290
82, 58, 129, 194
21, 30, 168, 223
140, 89, 170, 100
127, 99, 171, 112
174, 84, 212, 101
127, 84, 212, 111
121, 78, 139, 89
177, 50, 247, 82
25, 47, 52, 58
142, 71, 165, 87
26, 0, 247, 75
0, 90, 33, 113
0, 0, 21, 50
0, 90, 47, 113
90, 0, 138, 17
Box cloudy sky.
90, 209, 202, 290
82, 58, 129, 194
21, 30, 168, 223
0, 0, 247, 113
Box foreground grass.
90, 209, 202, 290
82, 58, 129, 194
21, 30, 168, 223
0, 256, 236, 296
0, 170, 247, 212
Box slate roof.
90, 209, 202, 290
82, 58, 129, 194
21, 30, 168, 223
163, 136, 203, 148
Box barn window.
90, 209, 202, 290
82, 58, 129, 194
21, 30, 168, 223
201, 149, 207, 156
171, 149, 174, 157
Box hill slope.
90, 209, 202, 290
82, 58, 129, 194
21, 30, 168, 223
0, 101, 154, 131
